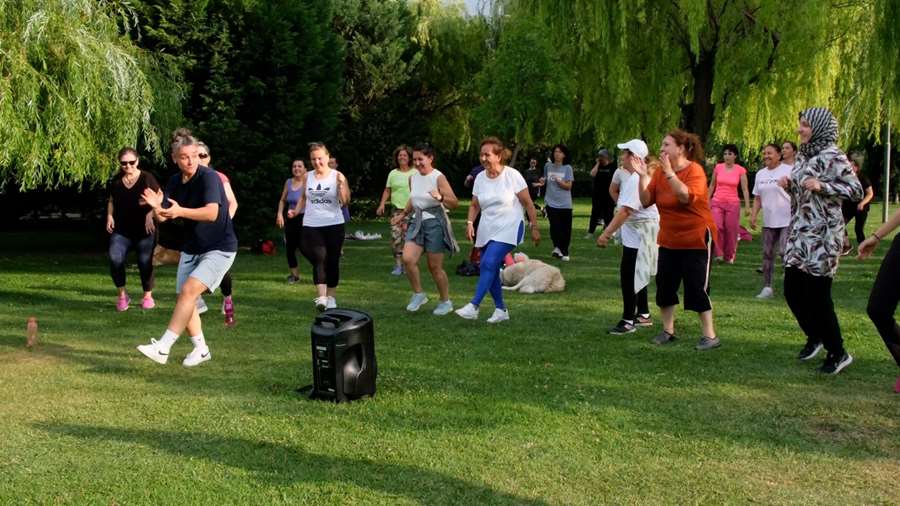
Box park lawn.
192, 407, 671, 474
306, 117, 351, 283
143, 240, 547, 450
0, 199, 898, 505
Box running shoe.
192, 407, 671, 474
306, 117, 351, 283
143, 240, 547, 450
561, 255, 571, 262
391, 265, 404, 276
326, 296, 337, 310
223, 297, 235, 326
551, 247, 562, 258
695, 336, 721, 350
455, 303, 479, 320
819, 351, 852, 375
137, 338, 170, 365
116, 294, 130, 312
182, 346, 211, 367
141, 296, 155, 310
634, 314, 653, 327
755, 287, 774, 299
432, 300, 453, 316
653, 330, 677, 345
286, 274, 300, 284
798, 342, 823, 361
314, 296, 328, 312
406, 292, 428, 312
609, 320, 636, 335
486, 308, 510, 323
196, 297, 208, 314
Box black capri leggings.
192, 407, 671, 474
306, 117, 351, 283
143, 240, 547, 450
284, 214, 303, 269
300, 224, 345, 287
867, 235, 900, 368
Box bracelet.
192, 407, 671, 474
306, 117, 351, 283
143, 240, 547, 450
873, 232, 882, 241
466, 220, 474, 225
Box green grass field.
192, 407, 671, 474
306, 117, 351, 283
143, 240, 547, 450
1, 200, 898, 505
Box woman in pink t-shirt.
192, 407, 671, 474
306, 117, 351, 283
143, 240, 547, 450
708, 144, 750, 263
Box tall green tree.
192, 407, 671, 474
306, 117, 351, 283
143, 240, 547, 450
0, 0, 181, 190
515, 0, 884, 150
473, 16, 575, 163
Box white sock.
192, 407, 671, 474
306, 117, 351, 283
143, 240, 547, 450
159, 329, 179, 349
190, 333, 207, 349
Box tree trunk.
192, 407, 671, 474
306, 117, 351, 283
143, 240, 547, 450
682, 48, 717, 145
510, 144, 521, 168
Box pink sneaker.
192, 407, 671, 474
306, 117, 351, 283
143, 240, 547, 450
223, 297, 235, 327
894, 376, 900, 394
116, 295, 130, 312
141, 296, 156, 310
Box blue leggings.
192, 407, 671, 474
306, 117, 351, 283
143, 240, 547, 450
472, 240, 515, 309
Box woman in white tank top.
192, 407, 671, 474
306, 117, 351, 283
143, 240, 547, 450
391, 143, 459, 315
288, 143, 350, 311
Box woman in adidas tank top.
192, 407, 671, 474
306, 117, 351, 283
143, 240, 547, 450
391, 143, 459, 315
288, 142, 350, 311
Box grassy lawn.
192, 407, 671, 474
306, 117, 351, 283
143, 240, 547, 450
1, 199, 898, 505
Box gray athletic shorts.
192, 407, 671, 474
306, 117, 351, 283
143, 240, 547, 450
405, 218, 447, 253
176, 250, 236, 294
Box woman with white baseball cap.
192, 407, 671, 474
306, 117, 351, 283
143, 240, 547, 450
597, 139, 660, 334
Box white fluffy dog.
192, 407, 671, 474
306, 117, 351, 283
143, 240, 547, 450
500, 259, 565, 294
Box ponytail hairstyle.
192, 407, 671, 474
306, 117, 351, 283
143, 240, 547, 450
170, 127, 198, 156
480, 136, 512, 164
665, 129, 704, 164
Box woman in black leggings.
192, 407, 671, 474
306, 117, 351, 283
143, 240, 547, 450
288, 142, 350, 311
858, 207, 900, 393
277, 159, 306, 283
107, 147, 160, 311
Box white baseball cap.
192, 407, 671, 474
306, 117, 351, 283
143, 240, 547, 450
616, 139, 649, 159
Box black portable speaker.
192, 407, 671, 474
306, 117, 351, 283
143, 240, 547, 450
308, 309, 377, 402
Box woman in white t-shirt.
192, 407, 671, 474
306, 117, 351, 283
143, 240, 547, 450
455, 137, 541, 323
750, 143, 793, 299
288, 142, 350, 311
596, 139, 660, 335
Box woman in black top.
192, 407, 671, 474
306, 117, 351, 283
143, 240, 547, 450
106, 147, 160, 311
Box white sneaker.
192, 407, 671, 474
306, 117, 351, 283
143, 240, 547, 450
561, 255, 570, 262
137, 338, 171, 365
487, 308, 510, 323
182, 346, 211, 367
406, 292, 429, 312
196, 297, 208, 314
551, 247, 562, 258
455, 303, 479, 320
756, 286, 774, 299
314, 296, 328, 311
433, 300, 453, 316
326, 296, 337, 309
583, 233, 593, 240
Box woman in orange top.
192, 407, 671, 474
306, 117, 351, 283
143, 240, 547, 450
637, 130, 720, 350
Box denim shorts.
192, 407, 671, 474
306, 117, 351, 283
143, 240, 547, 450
176, 250, 236, 293
405, 218, 447, 253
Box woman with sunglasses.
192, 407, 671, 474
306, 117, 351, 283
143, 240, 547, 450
106, 147, 161, 311
195, 142, 239, 326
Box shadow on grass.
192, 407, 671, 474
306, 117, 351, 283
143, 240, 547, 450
35, 422, 548, 505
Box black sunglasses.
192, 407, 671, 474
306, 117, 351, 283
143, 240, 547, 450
119, 159, 137, 166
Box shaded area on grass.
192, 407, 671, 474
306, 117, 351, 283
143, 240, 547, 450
36, 422, 548, 506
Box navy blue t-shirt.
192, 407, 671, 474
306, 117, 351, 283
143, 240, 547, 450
163, 166, 238, 254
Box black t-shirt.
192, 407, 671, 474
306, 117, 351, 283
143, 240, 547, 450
163, 166, 238, 254
109, 170, 160, 238
593, 161, 616, 200
525, 168, 542, 199
844, 173, 872, 215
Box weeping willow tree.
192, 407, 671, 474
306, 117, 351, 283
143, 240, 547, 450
0, 0, 181, 190
473, 16, 576, 160
511, 0, 885, 151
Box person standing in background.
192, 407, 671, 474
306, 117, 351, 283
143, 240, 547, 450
540, 144, 574, 261
524, 157, 543, 215
587, 148, 616, 239
276, 159, 307, 284
106, 147, 160, 312
841, 159, 874, 254
377, 145, 416, 276
749, 143, 792, 299
708, 144, 751, 264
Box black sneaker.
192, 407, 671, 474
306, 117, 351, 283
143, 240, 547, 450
286, 274, 300, 284
695, 336, 721, 350
755, 266, 763, 274
819, 351, 853, 375
634, 314, 653, 327
653, 330, 677, 345
609, 320, 636, 335
798, 342, 823, 361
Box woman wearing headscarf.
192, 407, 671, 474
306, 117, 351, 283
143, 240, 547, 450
780, 107, 862, 375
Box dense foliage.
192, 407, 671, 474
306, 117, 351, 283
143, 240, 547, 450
1, 0, 898, 234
